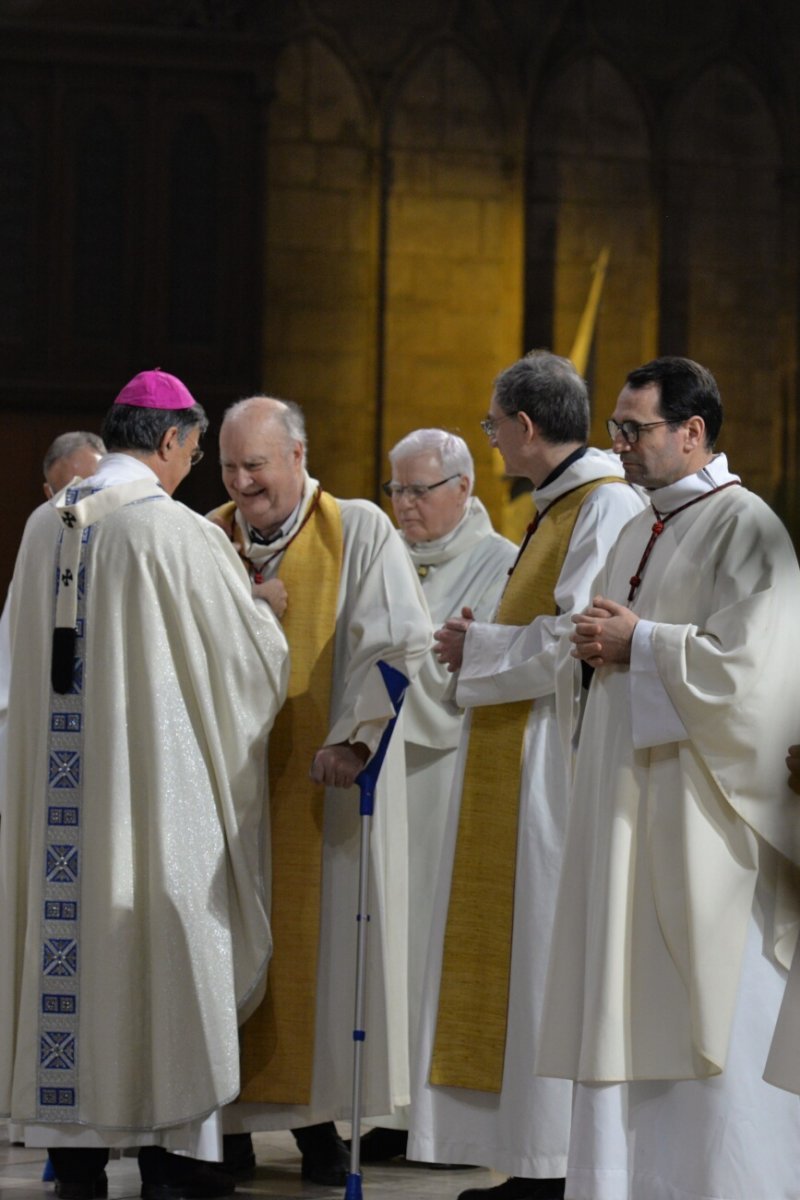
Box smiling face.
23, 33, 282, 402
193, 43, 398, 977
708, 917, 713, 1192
609, 382, 706, 490
389, 451, 470, 543
219, 401, 305, 537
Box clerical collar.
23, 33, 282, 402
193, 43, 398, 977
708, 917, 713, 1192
626, 456, 741, 602
249, 495, 303, 546
536, 445, 586, 493
645, 453, 738, 511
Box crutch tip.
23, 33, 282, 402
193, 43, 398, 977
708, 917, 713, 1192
344, 1172, 363, 1200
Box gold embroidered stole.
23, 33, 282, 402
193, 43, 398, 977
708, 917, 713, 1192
216, 491, 344, 1104
429, 477, 621, 1093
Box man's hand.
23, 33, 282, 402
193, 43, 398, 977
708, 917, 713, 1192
571, 596, 638, 667
433, 606, 475, 673
253, 578, 288, 619
788, 744, 800, 795
310, 741, 370, 789
207, 510, 231, 533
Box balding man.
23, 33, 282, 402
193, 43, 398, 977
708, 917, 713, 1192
1, 432, 107, 823
42, 431, 106, 498
208, 395, 431, 1187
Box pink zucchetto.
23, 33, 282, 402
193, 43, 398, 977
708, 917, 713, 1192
113, 368, 197, 411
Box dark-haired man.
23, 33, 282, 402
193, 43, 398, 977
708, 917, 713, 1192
538, 357, 800, 1200
406, 351, 643, 1200
0, 370, 288, 1199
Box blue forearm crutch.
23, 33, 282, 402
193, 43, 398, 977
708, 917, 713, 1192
345, 660, 409, 1200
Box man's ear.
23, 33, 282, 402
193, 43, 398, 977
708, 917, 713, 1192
157, 425, 180, 460
683, 415, 706, 450
517, 411, 536, 443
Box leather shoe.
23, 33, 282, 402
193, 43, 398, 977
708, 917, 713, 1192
301, 1140, 350, 1187
458, 1178, 565, 1200
356, 1126, 408, 1162
293, 1122, 350, 1187
222, 1133, 256, 1180
54, 1175, 108, 1200
140, 1164, 235, 1199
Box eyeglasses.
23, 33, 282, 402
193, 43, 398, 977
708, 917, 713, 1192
480, 412, 517, 437
190, 447, 204, 465
382, 474, 460, 500
606, 418, 673, 445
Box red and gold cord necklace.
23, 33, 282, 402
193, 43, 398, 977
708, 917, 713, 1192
627, 480, 740, 602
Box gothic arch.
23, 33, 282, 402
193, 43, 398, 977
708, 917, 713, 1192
662, 62, 783, 500
382, 38, 521, 514
526, 52, 656, 440
262, 35, 376, 497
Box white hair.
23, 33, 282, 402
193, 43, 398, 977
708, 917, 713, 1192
43, 431, 106, 478
223, 394, 308, 466
388, 428, 474, 494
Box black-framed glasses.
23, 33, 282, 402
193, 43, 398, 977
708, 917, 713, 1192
480, 412, 517, 437
606, 418, 672, 445
190, 447, 204, 465
382, 474, 460, 499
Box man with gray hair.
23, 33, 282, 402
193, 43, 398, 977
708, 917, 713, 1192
358, 429, 516, 1163
42, 432, 106, 499
0, 370, 288, 1199
406, 351, 644, 1200
208, 394, 431, 1187
1, 432, 107, 823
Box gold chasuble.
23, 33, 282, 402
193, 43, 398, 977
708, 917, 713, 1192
210, 490, 344, 1104
430, 477, 620, 1093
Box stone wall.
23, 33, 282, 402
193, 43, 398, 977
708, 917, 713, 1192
1, 0, 799, 589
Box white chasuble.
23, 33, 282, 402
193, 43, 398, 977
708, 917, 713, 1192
0, 457, 288, 1147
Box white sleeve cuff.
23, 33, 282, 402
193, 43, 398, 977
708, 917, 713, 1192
630, 619, 689, 748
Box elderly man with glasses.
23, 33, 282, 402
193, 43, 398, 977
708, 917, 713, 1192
405, 350, 644, 1200
538, 356, 800, 1200
357, 430, 517, 1165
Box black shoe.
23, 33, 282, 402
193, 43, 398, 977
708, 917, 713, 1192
188, 1133, 255, 1184
139, 1148, 235, 1200
293, 1122, 350, 1187
54, 1175, 108, 1200
424, 1161, 479, 1170
300, 1139, 350, 1187
356, 1126, 408, 1162
458, 1178, 565, 1200
222, 1133, 256, 1180
140, 1168, 235, 1200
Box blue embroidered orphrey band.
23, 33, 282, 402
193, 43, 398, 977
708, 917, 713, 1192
37, 485, 92, 1120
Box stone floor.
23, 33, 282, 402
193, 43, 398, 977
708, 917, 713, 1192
0, 1126, 499, 1199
